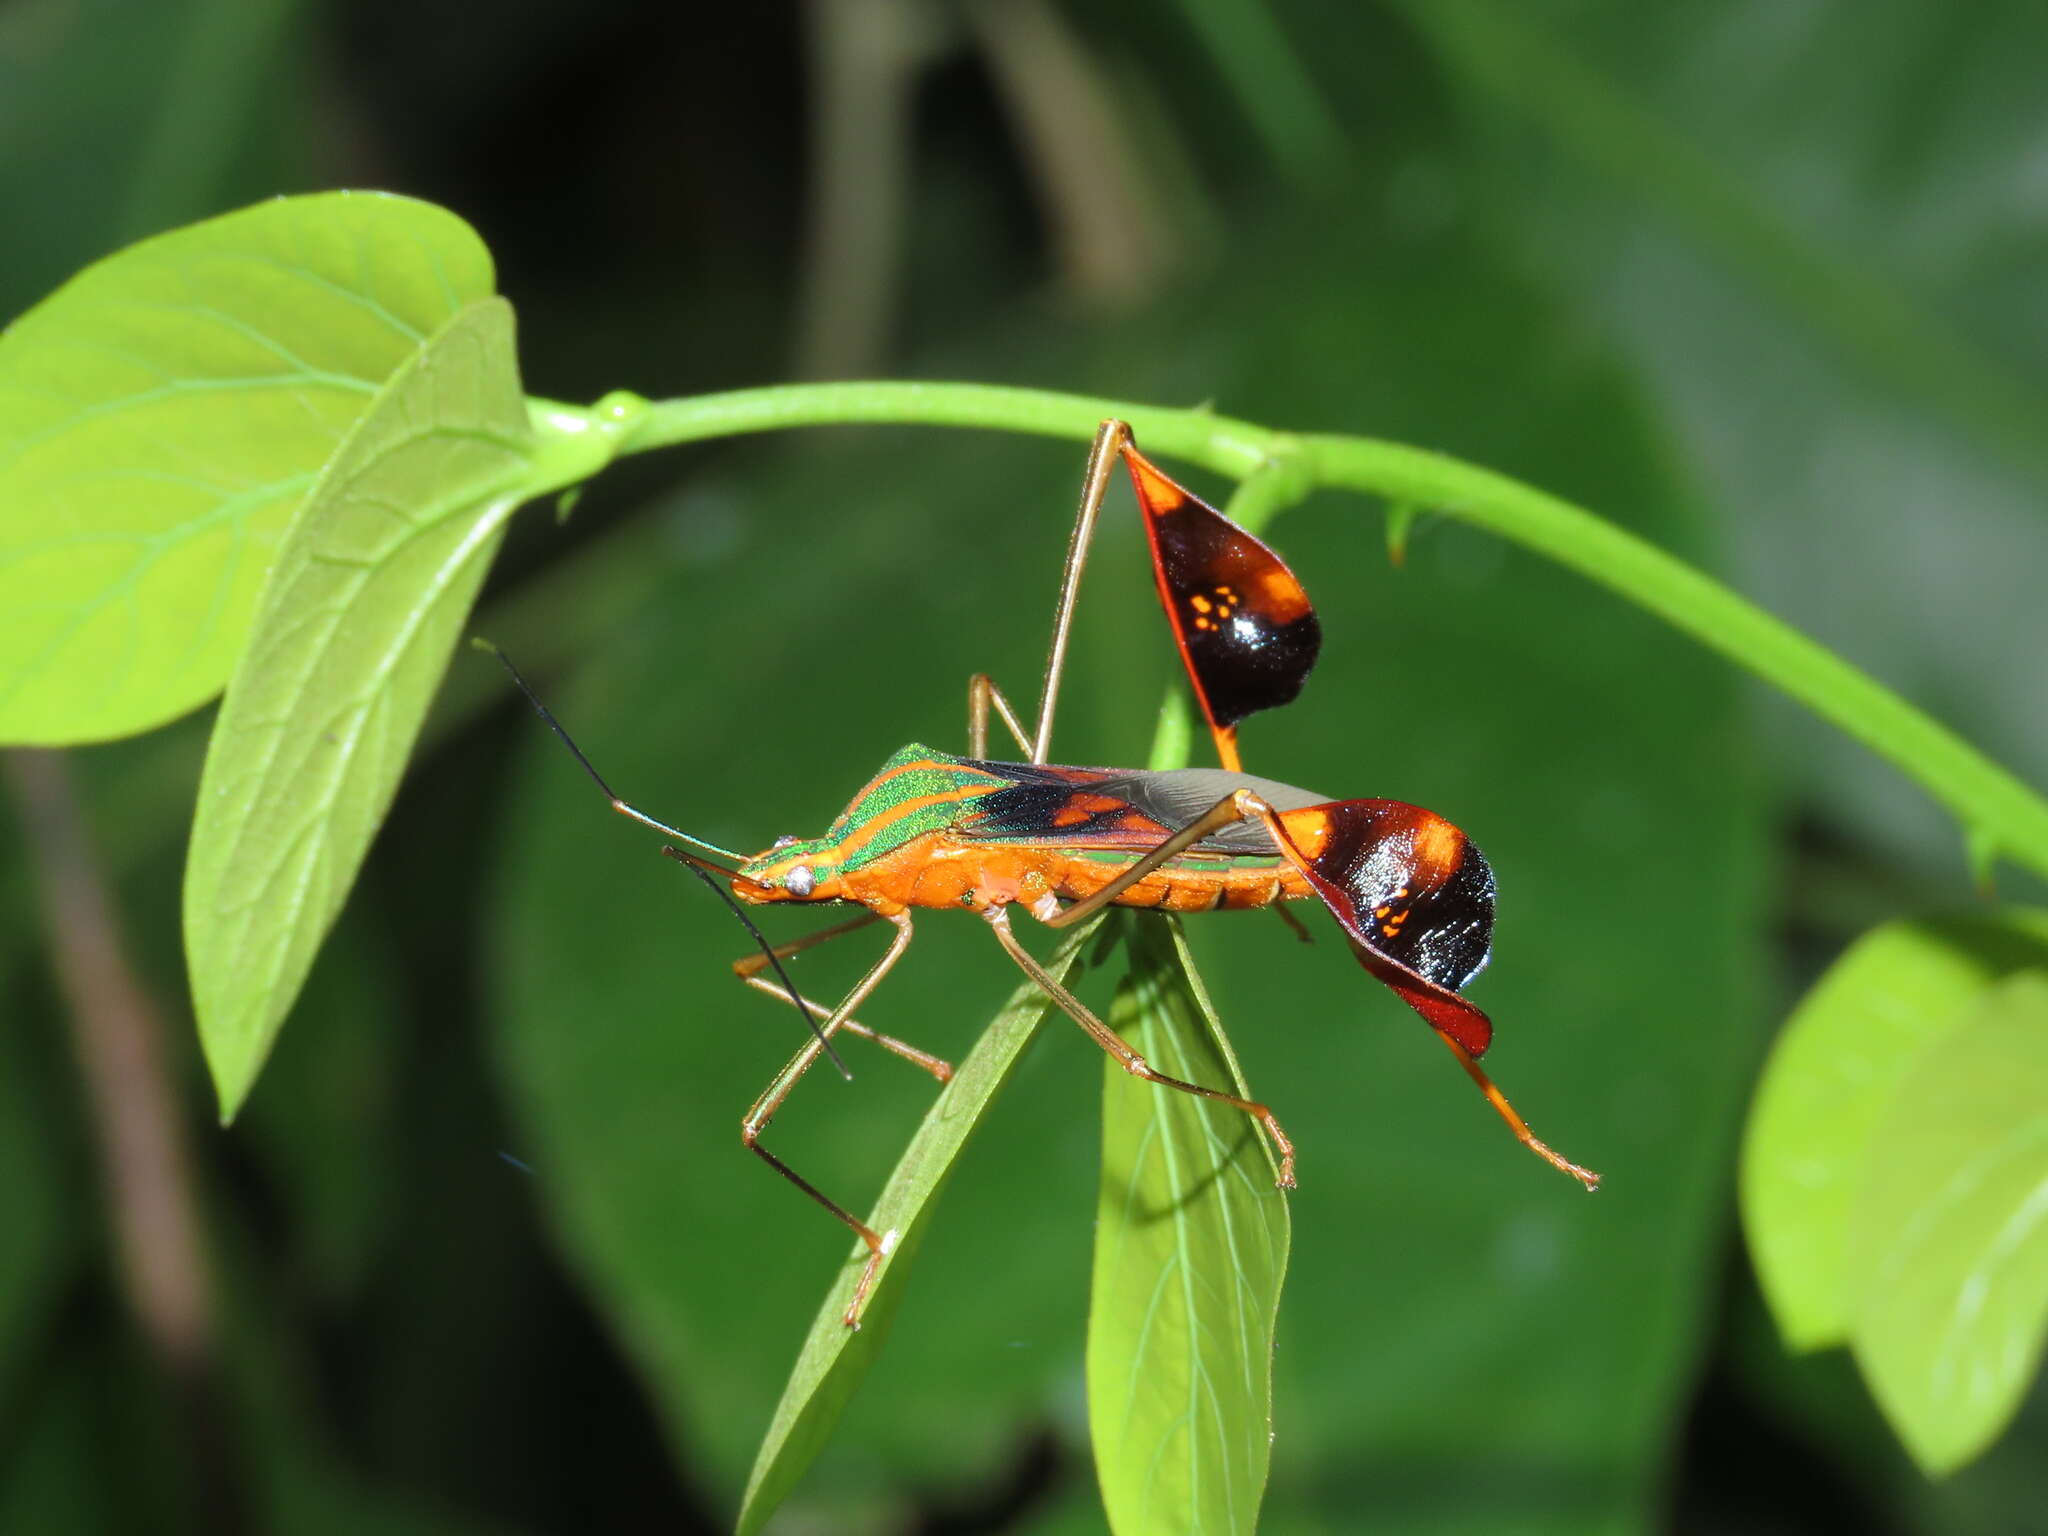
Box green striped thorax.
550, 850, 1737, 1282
735, 745, 1004, 901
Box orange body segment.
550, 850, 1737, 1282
828, 831, 1315, 919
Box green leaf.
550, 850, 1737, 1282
1089, 913, 1289, 1536
735, 919, 1098, 1536
0, 191, 493, 744
1848, 971, 2048, 1475
1742, 910, 2048, 1349
185, 295, 531, 1120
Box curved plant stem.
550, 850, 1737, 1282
607, 380, 2048, 882
619, 381, 1276, 477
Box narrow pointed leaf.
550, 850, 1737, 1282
1849, 971, 2048, 1474
1090, 913, 1289, 1536
0, 192, 493, 743
186, 296, 531, 1119
1742, 909, 2048, 1348
735, 920, 1099, 1536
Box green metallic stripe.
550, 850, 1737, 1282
827, 746, 1009, 874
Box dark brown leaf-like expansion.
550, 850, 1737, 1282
1122, 441, 1320, 769
1273, 799, 1497, 1056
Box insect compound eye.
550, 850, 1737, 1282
784, 864, 816, 898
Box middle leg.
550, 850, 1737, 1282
983, 905, 1297, 1188
739, 910, 922, 1327
731, 910, 952, 1080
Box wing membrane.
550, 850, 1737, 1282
955, 760, 1329, 855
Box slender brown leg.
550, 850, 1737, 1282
1273, 903, 1315, 944
983, 906, 1296, 1188
731, 910, 883, 974
1437, 1033, 1602, 1190
966, 673, 1035, 760
739, 975, 952, 1082
1028, 418, 1131, 765
740, 911, 918, 1328
1230, 797, 1603, 1192
967, 420, 1130, 764
729, 909, 951, 1080
1041, 789, 1263, 929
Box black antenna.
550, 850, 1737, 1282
475, 638, 746, 870
478, 638, 851, 1080
666, 851, 851, 1079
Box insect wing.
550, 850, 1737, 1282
951, 760, 1177, 848
956, 762, 1330, 856
1121, 440, 1321, 770
1271, 798, 1497, 1057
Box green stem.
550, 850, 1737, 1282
1294, 433, 2048, 882
601, 380, 2048, 882
617, 381, 1277, 479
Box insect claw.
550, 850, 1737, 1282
840, 1229, 901, 1330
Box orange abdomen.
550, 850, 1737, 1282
841, 833, 1312, 918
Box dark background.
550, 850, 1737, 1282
4, 0, 2047, 1530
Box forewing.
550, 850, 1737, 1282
951, 761, 1175, 847
957, 762, 1331, 857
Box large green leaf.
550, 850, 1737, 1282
736, 921, 1096, 1536
1848, 972, 2048, 1474
185, 296, 531, 1120
1743, 910, 2048, 1349
1090, 914, 1288, 1536
0, 191, 493, 744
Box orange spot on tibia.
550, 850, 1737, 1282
1123, 448, 1188, 516
1275, 806, 1333, 860
1409, 813, 1465, 889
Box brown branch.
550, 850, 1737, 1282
966, 0, 1174, 304
4, 748, 241, 1526
793, 0, 938, 379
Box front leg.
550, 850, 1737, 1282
739, 910, 919, 1328
729, 910, 952, 1080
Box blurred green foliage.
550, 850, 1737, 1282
4, 1, 2046, 1532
